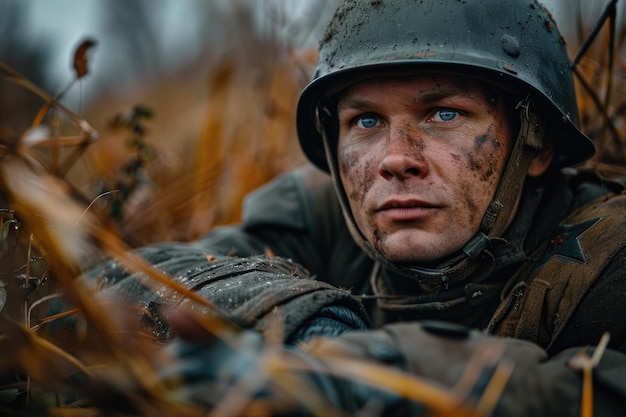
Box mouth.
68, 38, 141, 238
375, 199, 440, 221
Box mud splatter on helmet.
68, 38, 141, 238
297, 0, 595, 171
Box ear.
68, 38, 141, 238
527, 145, 555, 177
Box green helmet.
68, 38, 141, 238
297, 0, 595, 171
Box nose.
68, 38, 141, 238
378, 125, 429, 180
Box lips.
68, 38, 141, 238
375, 198, 439, 221
377, 198, 436, 211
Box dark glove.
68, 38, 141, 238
160, 328, 266, 407
157, 306, 416, 416
307, 321, 626, 417
161, 317, 625, 417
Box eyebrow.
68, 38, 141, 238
419, 83, 482, 103
419, 90, 459, 104
337, 99, 375, 112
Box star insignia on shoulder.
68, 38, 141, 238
537, 217, 603, 266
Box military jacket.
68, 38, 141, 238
83, 163, 626, 415
193, 165, 626, 352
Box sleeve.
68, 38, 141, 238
80, 254, 372, 343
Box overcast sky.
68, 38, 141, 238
20, 1, 329, 92
11, 0, 624, 104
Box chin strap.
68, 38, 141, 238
481, 96, 545, 238
316, 96, 545, 290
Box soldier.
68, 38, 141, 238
86, 0, 626, 415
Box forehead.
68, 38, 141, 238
337, 74, 494, 105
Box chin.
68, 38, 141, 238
378, 246, 439, 264
377, 238, 465, 265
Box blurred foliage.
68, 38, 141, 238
0, 0, 625, 416
0, 1, 53, 146
566, 0, 626, 169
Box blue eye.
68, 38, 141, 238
435, 109, 458, 121
357, 115, 379, 128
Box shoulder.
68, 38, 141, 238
242, 164, 339, 231
541, 168, 626, 271
553, 191, 626, 259
540, 192, 626, 348
490, 188, 626, 351
546, 187, 626, 353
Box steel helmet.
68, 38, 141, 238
297, 0, 595, 171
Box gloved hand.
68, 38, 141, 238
157, 305, 373, 415
158, 315, 626, 417
305, 321, 626, 417
161, 329, 265, 408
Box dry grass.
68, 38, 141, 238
0, 1, 625, 416
569, 0, 626, 169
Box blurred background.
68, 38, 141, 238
3, 1, 621, 104
1, 0, 339, 243
1, 0, 337, 104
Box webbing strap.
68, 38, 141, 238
482, 98, 545, 237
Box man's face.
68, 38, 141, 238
336, 75, 514, 263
